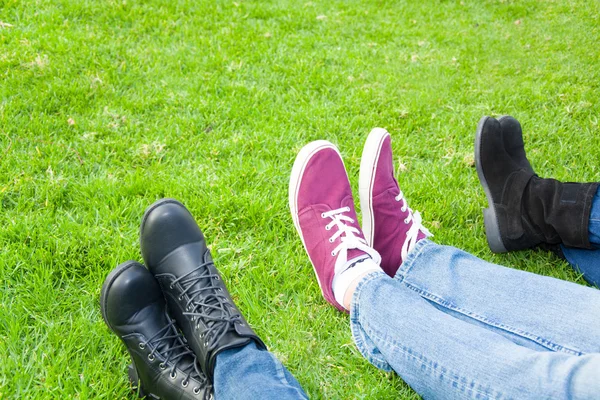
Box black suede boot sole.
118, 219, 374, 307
475, 116, 508, 253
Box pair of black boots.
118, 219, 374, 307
475, 115, 599, 256
100, 199, 266, 399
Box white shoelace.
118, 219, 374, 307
395, 190, 432, 260
321, 207, 381, 275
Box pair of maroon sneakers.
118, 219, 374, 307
289, 128, 432, 311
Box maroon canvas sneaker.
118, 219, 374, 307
359, 128, 431, 276
289, 140, 381, 312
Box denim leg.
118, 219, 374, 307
213, 342, 308, 400
350, 240, 600, 400
562, 188, 600, 287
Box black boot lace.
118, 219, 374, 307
170, 261, 244, 352
139, 316, 211, 397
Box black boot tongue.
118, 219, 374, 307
155, 242, 234, 337
134, 308, 196, 372
126, 305, 179, 357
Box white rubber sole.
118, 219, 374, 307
288, 140, 344, 293
358, 128, 390, 246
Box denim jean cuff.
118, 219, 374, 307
349, 271, 393, 372
394, 239, 435, 281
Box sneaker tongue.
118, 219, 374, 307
347, 248, 369, 260
337, 197, 368, 261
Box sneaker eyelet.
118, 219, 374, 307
345, 206, 350, 212
170, 284, 174, 289
404, 218, 410, 224
331, 251, 335, 256
159, 363, 166, 370
139, 343, 145, 350
193, 387, 201, 395
187, 305, 192, 311
148, 354, 155, 361
325, 225, 331, 231
214, 276, 220, 281
218, 288, 223, 292
328, 238, 334, 243
178, 295, 183, 301
170, 372, 177, 379
321, 213, 326, 218
401, 206, 407, 212
204, 340, 209, 346
182, 379, 189, 388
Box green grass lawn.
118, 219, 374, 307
1, 0, 599, 398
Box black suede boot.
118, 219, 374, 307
100, 261, 212, 399
475, 115, 599, 253
139, 199, 266, 380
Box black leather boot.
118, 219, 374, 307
140, 199, 266, 380
100, 261, 213, 399
475, 115, 599, 253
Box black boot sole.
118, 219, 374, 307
100, 261, 161, 400
475, 116, 508, 253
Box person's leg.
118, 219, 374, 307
562, 188, 600, 287
213, 342, 308, 400
140, 199, 308, 400
350, 240, 600, 400
476, 116, 599, 254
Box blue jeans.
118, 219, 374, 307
562, 189, 600, 287
351, 240, 600, 400
214, 240, 600, 399
213, 341, 308, 399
